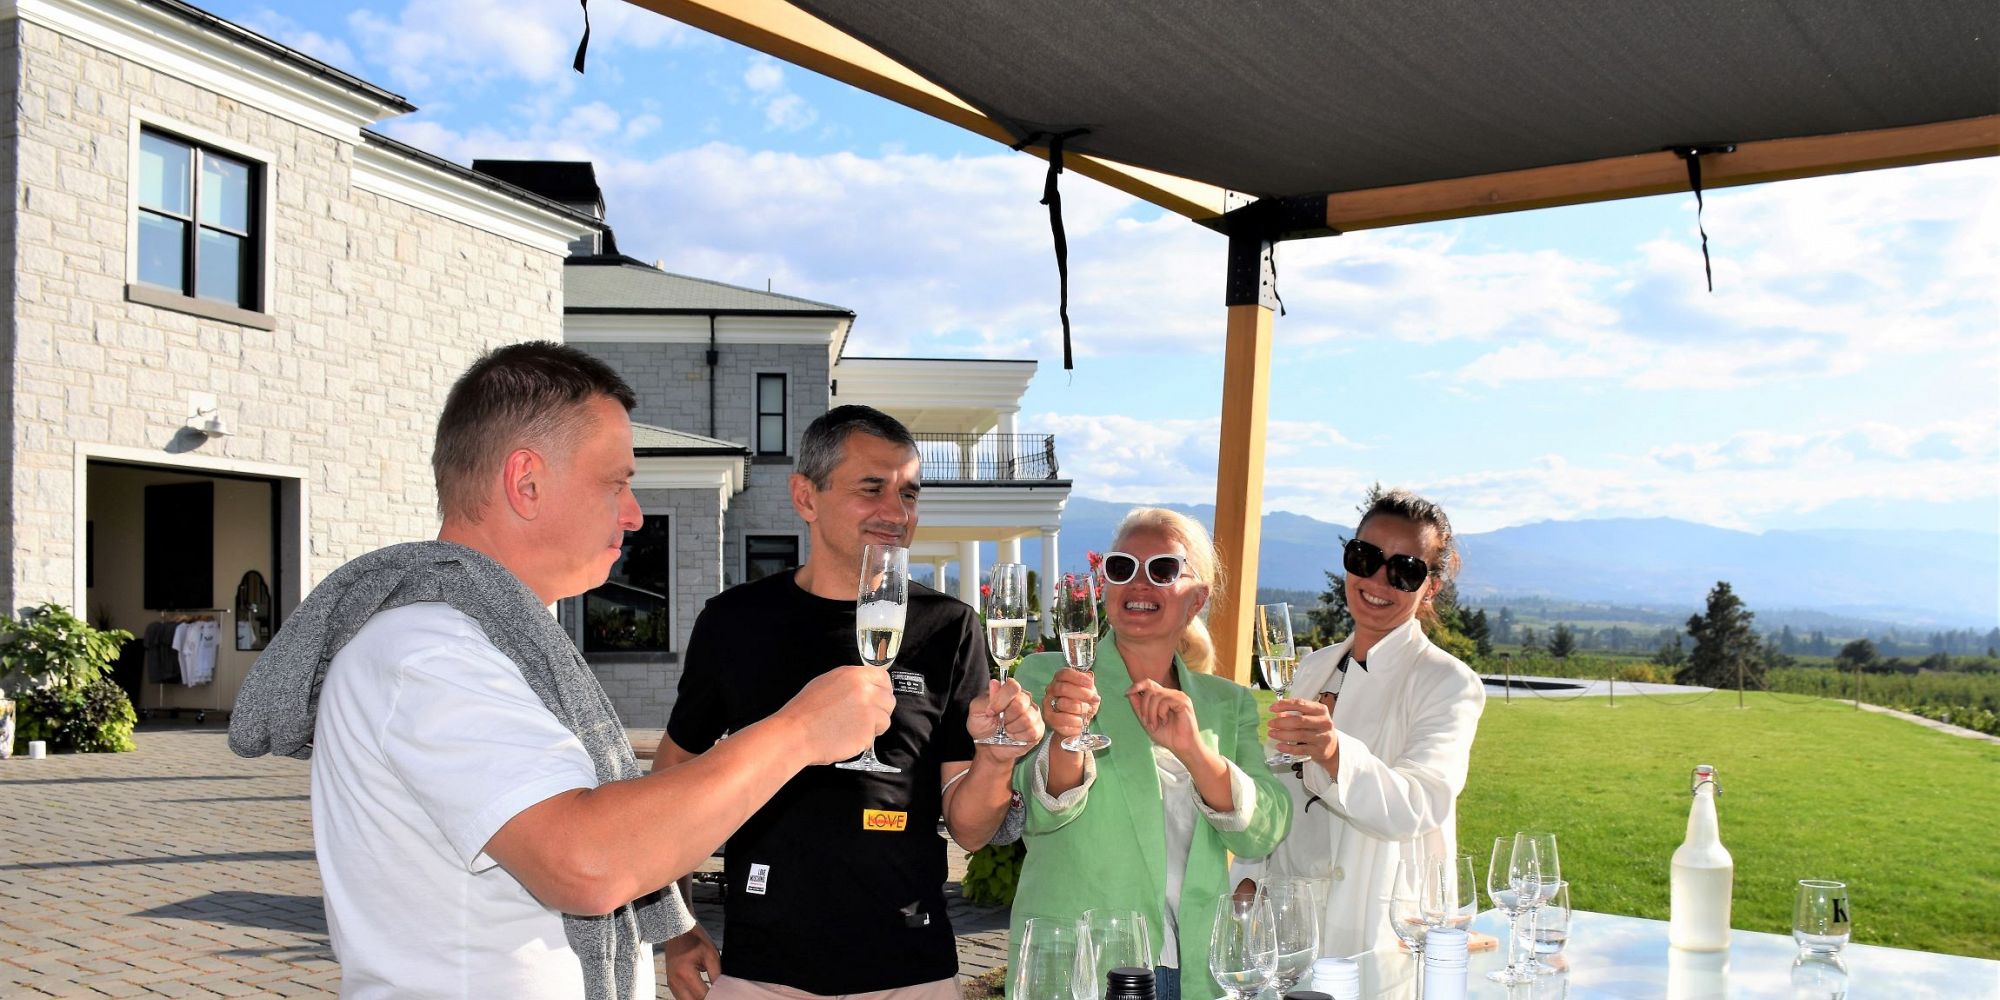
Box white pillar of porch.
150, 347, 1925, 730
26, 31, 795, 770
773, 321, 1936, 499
957, 540, 982, 607
1038, 528, 1060, 626
996, 408, 1020, 477
999, 535, 1023, 564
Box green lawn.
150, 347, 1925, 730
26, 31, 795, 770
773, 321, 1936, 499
1255, 689, 2000, 958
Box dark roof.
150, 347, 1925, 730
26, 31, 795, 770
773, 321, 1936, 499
793, 0, 1999, 200
565, 256, 853, 315
470, 160, 605, 209
144, 0, 413, 113
362, 132, 605, 230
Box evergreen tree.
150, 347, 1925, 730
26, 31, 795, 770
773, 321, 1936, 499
1496, 607, 1515, 643
1548, 623, 1577, 658
1835, 638, 1878, 671
1518, 627, 1539, 653
1653, 633, 1687, 667
1466, 609, 1493, 658
1309, 570, 1353, 644
1677, 581, 1763, 689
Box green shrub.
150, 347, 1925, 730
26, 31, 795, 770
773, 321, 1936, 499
2, 603, 136, 755
961, 840, 1026, 906
14, 675, 136, 753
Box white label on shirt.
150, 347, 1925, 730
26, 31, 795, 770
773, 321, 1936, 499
746, 863, 770, 896
890, 670, 927, 696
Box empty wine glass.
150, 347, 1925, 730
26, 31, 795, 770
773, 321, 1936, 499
1055, 573, 1110, 752
1489, 831, 1559, 984
1016, 916, 1086, 1000
1208, 890, 1278, 1000
1264, 877, 1321, 994
837, 543, 905, 773
1257, 602, 1306, 766
1077, 908, 1152, 1000
1487, 836, 1529, 984
1389, 857, 1432, 980
979, 562, 1032, 747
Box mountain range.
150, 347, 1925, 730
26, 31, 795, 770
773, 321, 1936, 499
993, 497, 1998, 629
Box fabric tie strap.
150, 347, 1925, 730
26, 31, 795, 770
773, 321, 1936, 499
573, 0, 592, 74
1669, 144, 1736, 292
1013, 128, 1091, 370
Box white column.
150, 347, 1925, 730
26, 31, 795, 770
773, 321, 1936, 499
930, 558, 949, 591
996, 408, 1020, 478
957, 540, 982, 606
999, 535, 1023, 564
1038, 529, 1060, 626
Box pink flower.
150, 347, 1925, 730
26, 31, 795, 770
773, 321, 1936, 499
1086, 550, 1104, 571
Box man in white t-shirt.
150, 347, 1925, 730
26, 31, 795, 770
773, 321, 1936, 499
307, 342, 896, 998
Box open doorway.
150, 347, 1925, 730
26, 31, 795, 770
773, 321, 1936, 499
84, 460, 289, 724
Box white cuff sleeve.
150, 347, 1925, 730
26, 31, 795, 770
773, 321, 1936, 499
1032, 737, 1095, 812
1195, 757, 1259, 833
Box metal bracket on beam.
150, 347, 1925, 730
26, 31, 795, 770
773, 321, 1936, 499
1217, 194, 1339, 309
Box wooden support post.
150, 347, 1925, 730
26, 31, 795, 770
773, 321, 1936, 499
1210, 301, 1274, 685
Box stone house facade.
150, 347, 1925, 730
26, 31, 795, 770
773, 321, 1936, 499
0, 0, 597, 716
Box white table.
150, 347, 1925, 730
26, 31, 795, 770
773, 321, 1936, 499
1327, 909, 2000, 998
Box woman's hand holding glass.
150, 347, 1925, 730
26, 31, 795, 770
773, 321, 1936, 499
1265, 694, 1337, 770
1041, 668, 1103, 746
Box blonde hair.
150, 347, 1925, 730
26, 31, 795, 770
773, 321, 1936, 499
1111, 507, 1226, 674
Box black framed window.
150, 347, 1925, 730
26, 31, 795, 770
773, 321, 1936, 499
584, 515, 672, 653
136, 128, 260, 309
744, 535, 800, 583
755, 373, 787, 455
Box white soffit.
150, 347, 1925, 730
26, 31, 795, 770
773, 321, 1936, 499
566, 313, 846, 346
353, 142, 596, 255
7, 0, 406, 141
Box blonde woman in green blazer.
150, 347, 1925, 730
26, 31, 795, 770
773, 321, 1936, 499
1009, 508, 1290, 999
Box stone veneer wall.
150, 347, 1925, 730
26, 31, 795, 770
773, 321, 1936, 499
571, 339, 828, 586
1, 17, 567, 612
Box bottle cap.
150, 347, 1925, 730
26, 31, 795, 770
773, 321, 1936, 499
1427, 927, 1470, 961
1310, 956, 1360, 984
1105, 967, 1156, 1000
1284, 992, 1332, 1000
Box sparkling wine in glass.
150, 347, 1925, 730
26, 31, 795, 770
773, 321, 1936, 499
836, 544, 906, 773
1257, 602, 1306, 766
1056, 573, 1110, 752
978, 562, 1032, 747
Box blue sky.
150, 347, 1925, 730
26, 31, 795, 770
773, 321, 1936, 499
225, 1, 1999, 535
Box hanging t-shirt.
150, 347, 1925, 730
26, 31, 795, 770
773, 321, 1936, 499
311, 602, 653, 1000
176, 620, 219, 686
667, 572, 986, 994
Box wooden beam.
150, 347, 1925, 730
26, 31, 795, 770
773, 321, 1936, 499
1209, 302, 1273, 685
1326, 116, 2000, 232
622, 0, 1232, 220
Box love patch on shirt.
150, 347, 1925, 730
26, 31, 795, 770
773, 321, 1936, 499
862, 809, 909, 832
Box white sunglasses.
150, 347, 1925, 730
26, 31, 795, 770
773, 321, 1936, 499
1100, 551, 1193, 586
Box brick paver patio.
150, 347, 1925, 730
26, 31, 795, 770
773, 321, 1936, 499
1, 724, 1009, 997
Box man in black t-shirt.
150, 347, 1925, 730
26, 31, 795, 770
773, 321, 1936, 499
660, 405, 1042, 999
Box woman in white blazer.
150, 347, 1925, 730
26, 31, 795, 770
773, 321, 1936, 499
1244, 488, 1487, 957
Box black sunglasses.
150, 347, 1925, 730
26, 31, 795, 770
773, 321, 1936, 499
1101, 551, 1191, 587
1342, 537, 1433, 593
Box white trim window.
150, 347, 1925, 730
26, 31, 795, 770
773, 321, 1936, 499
584, 514, 673, 653
135, 127, 263, 310
755, 372, 788, 455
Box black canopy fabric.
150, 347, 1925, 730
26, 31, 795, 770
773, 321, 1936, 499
790, 0, 1999, 199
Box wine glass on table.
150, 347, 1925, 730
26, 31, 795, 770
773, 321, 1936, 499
1264, 877, 1321, 995
1487, 836, 1530, 984
1256, 602, 1306, 766
978, 562, 1032, 747
837, 543, 906, 773
1209, 888, 1278, 1000
1055, 573, 1110, 752
1442, 853, 1480, 932
1015, 916, 1086, 1000
1489, 831, 1559, 984
1077, 908, 1153, 1000
1389, 857, 1433, 989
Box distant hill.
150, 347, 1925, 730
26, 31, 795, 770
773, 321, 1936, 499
970, 497, 1998, 629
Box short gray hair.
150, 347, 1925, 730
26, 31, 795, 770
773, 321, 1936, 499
796, 405, 916, 489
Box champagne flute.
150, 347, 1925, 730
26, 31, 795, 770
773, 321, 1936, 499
1264, 877, 1321, 994
1208, 890, 1278, 1000
836, 543, 906, 773
1015, 916, 1085, 1000
1056, 573, 1110, 752
1257, 603, 1305, 766
1078, 908, 1153, 1000
978, 562, 1032, 747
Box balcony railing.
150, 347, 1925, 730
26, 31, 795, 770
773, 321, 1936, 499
913, 433, 1062, 482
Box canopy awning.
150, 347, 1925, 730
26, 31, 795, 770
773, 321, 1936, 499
620, 0, 1999, 679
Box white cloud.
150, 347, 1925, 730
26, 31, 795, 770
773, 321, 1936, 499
346, 0, 702, 92
742, 56, 785, 94
244, 8, 357, 69
739, 57, 818, 132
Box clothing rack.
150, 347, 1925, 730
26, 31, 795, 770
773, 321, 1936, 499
145, 608, 231, 724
